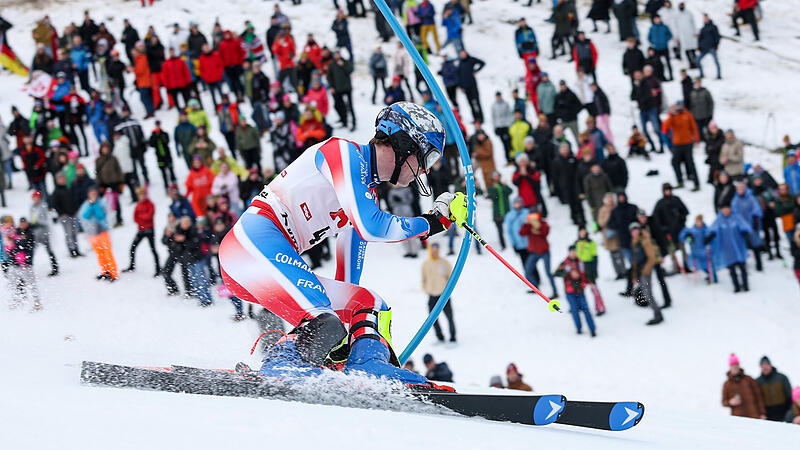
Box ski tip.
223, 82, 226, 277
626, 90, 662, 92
532, 394, 567, 425
608, 402, 645, 431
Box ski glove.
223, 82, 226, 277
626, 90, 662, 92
703, 232, 716, 246
434, 192, 469, 227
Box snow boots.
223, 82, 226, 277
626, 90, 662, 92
343, 309, 429, 386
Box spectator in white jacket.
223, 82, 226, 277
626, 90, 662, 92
113, 131, 139, 203
675, 2, 698, 67
491, 91, 514, 163
391, 40, 414, 102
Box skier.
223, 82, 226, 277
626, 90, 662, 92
219, 102, 462, 386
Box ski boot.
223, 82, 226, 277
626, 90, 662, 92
342, 309, 430, 386
259, 313, 346, 379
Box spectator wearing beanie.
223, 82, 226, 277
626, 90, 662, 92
755, 356, 794, 422
506, 363, 533, 392
722, 353, 766, 419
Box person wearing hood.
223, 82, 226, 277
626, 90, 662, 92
679, 214, 719, 283
708, 203, 753, 292
755, 356, 794, 422
722, 353, 766, 419
506, 363, 533, 391
731, 181, 764, 271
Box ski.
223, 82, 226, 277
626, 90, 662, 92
556, 400, 645, 431
80, 361, 644, 431
80, 361, 565, 427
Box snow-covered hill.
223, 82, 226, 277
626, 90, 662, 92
1, 1, 799, 448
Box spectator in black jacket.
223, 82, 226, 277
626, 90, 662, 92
713, 171, 735, 212
652, 183, 690, 272
696, 14, 721, 79
423, 354, 454, 383
601, 144, 628, 190
622, 37, 645, 78
756, 356, 794, 422
114, 107, 149, 184
554, 81, 582, 141
608, 191, 639, 261
552, 143, 585, 226
171, 215, 212, 306
705, 121, 725, 184
121, 19, 140, 64
457, 50, 485, 123
51, 172, 83, 257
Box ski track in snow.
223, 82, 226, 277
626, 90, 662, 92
1, 0, 799, 448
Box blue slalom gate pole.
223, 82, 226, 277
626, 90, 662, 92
372, 0, 476, 365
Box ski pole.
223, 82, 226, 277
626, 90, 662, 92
461, 222, 562, 313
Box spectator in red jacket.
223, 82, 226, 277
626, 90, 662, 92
733, 0, 759, 41
20, 136, 48, 199
162, 47, 192, 110
123, 186, 161, 276
512, 152, 545, 214
303, 33, 322, 69
519, 212, 559, 298
198, 43, 225, 108
271, 25, 297, 91
218, 30, 246, 99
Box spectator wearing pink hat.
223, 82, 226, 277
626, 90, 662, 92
722, 353, 766, 419
506, 363, 533, 392
787, 387, 800, 424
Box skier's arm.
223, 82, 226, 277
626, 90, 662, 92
334, 227, 367, 284
316, 140, 430, 243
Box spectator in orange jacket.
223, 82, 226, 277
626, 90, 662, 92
161, 47, 192, 110
662, 101, 700, 190
218, 30, 246, 98
185, 155, 215, 216
130, 44, 155, 117
198, 43, 225, 108
123, 186, 160, 276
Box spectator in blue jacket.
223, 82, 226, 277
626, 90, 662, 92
438, 54, 460, 108
647, 15, 674, 81
731, 182, 764, 271
87, 90, 107, 145
696, 14, 721, 79
679, 214, 719, 283
441, 8, 463, 53
167, 183, 196, 221
50, 73, 72, 115
515, 18, 538, 60
708, 204, 753, 293
784, 151, 800, 196
505, 196, 531, 267
70, 35, 92, 93
384, 76, 406, 105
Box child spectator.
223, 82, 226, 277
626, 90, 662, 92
79, 186, 118, 281
555, 245, 597, 336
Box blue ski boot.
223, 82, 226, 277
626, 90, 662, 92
343, 309, 430, 386
259, 313, 346, 379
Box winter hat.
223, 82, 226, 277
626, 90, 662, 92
628, 222, 642, 231
167, 183, 180, 194
188, 98, 200, 109
793, 386, 800, 403
541, 72, 548, 78
489, 375, 503, 387
568, 244, 577, 251
787, 150, 797, 158
31, 190, 43, 200
423, 354, 434, 364
68, 150, 79, 159
662, 182, 672, 191
506, 363, 519, 374
729, 353, 740, 367
282, 93, 292, 103
760, 356, 771, 366
274, 111, 286, 121
75, 163, 85, 170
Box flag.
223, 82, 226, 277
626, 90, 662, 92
0, 17, 29, 77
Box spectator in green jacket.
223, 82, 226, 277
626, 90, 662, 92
756, 356, 794, 422
487, 171, 512, 250
575, 226, 605, 315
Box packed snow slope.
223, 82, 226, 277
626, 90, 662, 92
1, 0, 799, 448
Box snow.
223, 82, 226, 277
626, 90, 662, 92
1, 0, 799, 448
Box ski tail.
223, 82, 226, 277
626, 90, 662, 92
557, 400, 645, 431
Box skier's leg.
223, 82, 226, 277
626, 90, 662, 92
319, 275, 429, 384
219, 213, 346, 368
